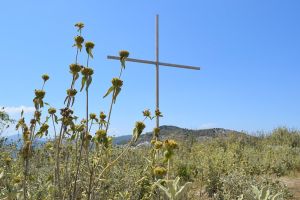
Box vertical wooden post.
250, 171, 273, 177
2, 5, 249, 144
156, 14, 159, 129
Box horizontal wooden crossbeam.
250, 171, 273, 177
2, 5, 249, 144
107, 55, 200, 70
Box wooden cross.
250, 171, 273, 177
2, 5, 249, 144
107, 15, 200, 129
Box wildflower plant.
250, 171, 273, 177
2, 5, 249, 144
6, 21, 193, 200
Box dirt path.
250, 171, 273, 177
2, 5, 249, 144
280, 175, 300, 200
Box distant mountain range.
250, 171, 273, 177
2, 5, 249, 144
2, 125, 242, 146
113, 125, 242, 145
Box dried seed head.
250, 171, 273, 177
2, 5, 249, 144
81, 67, 94, 76
119, 50, 129, 59
155, 109, 163, 117
143, 109, 151, 118
96, 130, 107, 139
89, 113, 97, 120
60, 107, 73, 117
5, 157, 12, 165
48, 107, 56, 115
75, 22, 84, 31
164, 139, 178, 151
85, 41, 95, 50
76, 124, 85, 132
75, 35, 84, 44
153, 166, 167, 177
99, 112, 106, 120
30, 119, 36, 125
111, 78, 123, 88
42, 74, 49, 82
35, 90, 45, 99
13, 176, 21, 184
67, 88, 77, 97
85, 133, 92, 141
34, 111, 41, 118
154, 141, 163, 149
135, 121, 146, 139
69, 64, 82, 74
40, 124, 49, 132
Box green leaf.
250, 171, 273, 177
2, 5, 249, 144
74, 73, 79, 81
80, 76, 87, 92
271, 193, 282, 200
0, 171, 4, 179
54, 115, 58, 124
70, 134, 76, 141
113, 87, 121, 104
88, 49, 94, 59
71, 97, 75, 107
40, 100, 44, 108
103, 86, 114, 98
86, 76, 92, 90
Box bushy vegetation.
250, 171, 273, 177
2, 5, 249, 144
0, 23, 300, 200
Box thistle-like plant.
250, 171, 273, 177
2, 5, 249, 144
154, 176, 192, 200
246, 185, 283, 200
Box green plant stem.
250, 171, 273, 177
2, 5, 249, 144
98, 140, 133, 180
56, 70, 76, 199
23, 111, 38, 200
87, 167, 94, 200
51, 114, 57, 139
71, 54, 90, 200
167, 159, 170, 180
105, 90, 115, 135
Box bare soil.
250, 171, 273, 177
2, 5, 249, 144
281, 174, 300, 200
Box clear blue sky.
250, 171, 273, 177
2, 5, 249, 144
1, 0, 300, 136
